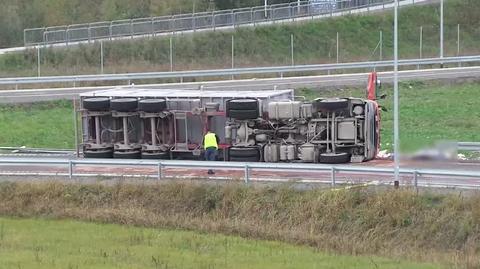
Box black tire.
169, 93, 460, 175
141, 151, 170, 159
319, 152, 351, 164
111, 98, 138, 112
83, 97, 110, 111
84, 149, 113, 158
227, 109, 259, 120
315, 98, 348, 112
229, 156, 260, 162
138, 99, 167, 113
229, 147, 260, 158
113, 151, 142, 159
226, 99, 259, 110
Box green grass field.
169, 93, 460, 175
0, 81, 479, 152
0, 100, 74, 149
0, 217, 439, 269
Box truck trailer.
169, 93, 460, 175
79, 79, 380, 164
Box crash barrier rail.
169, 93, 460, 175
458, 142, 480, 152
1, 55, 480, 87
0, 158, 479, 189
24, 0, 421, 46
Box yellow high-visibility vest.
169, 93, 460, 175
204, 132, 218, 149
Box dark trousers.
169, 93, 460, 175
205, 147, 217, 174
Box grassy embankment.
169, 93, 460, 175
1, 81, 479, 152
1, 0, 479, 79
0, 181, 478, 268
0, 217, 438, 269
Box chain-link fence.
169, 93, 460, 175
24, 0, 401, 46
23, 21, 476, 79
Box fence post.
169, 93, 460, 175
88, 24, 92, 43
158, 162, 163, 180
418, 26, 423, 69
37, 46, 41, 77
170, 37, 174, 72
100, 41, 104, 74
331, 167, 336, 187
379, 30, 383, 61
244, 164, 250, 184
291, 34, 294, 66
231, 35, 235, 80
457, 24, 461, 67
336, 32, 339, 64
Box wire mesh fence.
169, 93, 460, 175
19, 21, 477, 79
24, 0, 400, 46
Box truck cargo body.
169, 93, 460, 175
79, 87, 379, 164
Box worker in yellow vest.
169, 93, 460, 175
203, 130, 220, 175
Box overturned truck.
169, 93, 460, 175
80, 86, 380, 164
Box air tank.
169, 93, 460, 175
225, 126, 232, 140
287, 145, 296, 161
264, 144, 280, 162
298, 143, 316, 163
280, 145, 288, 161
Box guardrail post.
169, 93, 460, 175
213, 13, 216, 31
151, 17, 155, 37
193, 14, 196, 32
244, 164, 250, 184
68, 160, 73, 179
158, 162, 163, 180
413, 171, 419, 192
130, 19, 134, 39
331, 167, 336, 187
88, 24, 92, 43
109, 22, 113, 41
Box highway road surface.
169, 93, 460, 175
1, 66, 480, 103
0, 157, 479, 189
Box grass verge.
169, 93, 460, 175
0, 100, 74, 149
0, 181, 478, 268
0, 217, 438, 269
1, 0, 480, 78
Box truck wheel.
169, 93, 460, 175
227, 109, 259, 120
315, 98, 348, 112
229, 147, 260, 158
226, 99, 259, 110
138, 99, 167, 113
83, 97, 110, 111
319, 152, 351, 164
113, 151, 142, 159
111, 98, 138, 112
84, 149, 113, 158
141, 151, 170, 159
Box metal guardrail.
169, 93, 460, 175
1, 55, 479, 86
458, 142, 480, 152
24, 0, 404, 46
0, 158, 479, 189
